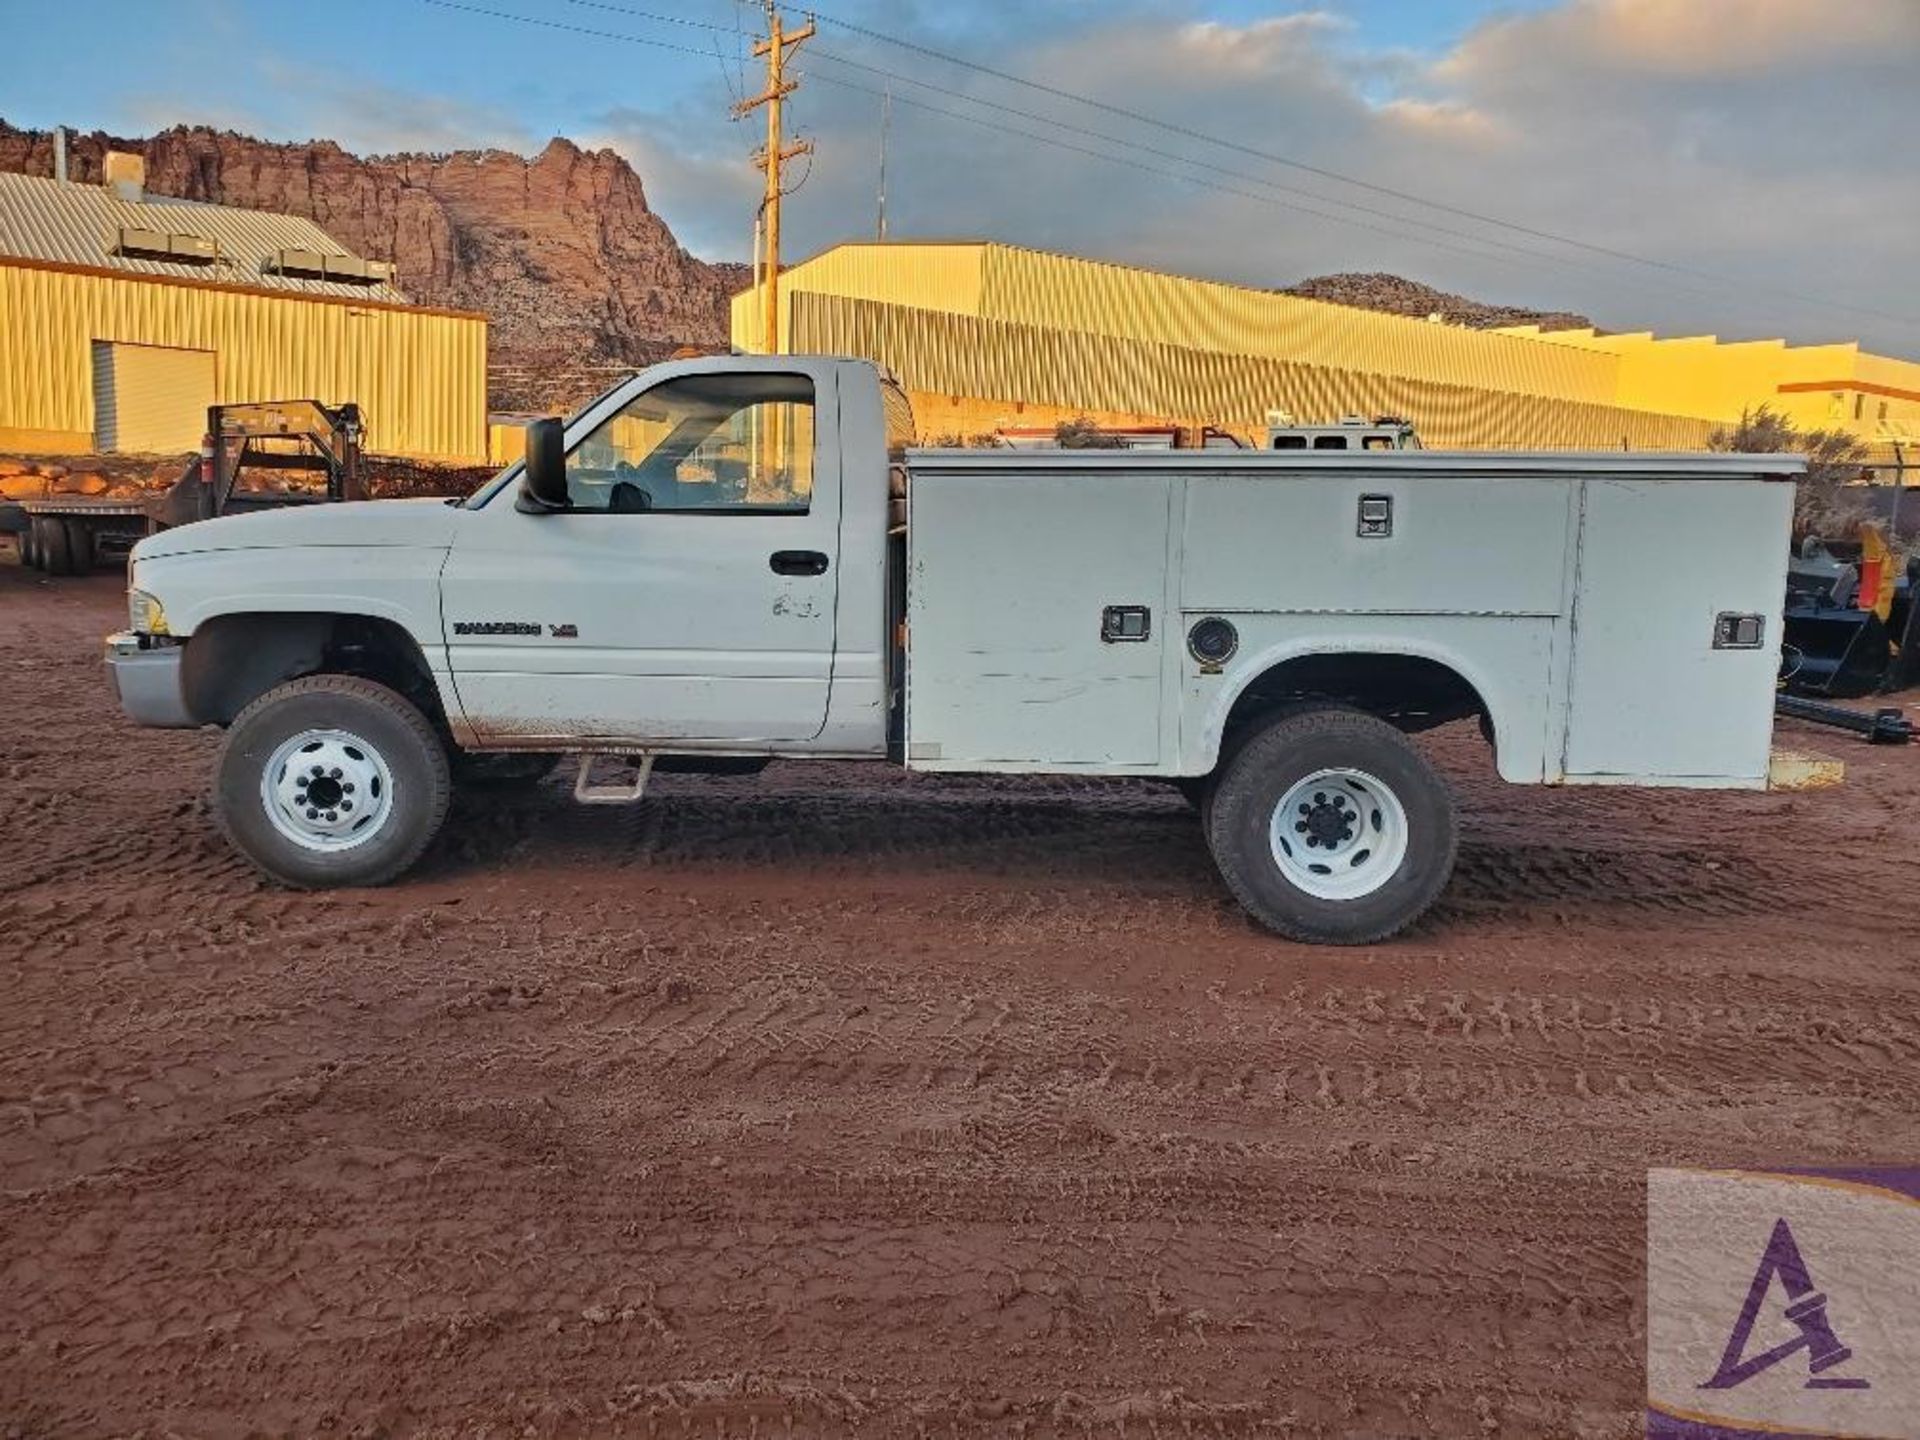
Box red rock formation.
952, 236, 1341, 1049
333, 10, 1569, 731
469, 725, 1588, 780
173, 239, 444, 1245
0, 120, 751, 412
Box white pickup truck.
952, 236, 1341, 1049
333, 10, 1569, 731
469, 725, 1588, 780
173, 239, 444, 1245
107, 354, 1801, 943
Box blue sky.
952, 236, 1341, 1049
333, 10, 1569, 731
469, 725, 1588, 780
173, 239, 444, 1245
0, 0, 1553, 141
3, 0, 1915, 355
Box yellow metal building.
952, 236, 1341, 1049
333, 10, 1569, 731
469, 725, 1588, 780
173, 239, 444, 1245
734, 240, 1920, 455
0, 160, 487, 461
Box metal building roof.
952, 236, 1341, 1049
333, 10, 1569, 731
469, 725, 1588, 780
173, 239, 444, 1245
0, 169, 410, 303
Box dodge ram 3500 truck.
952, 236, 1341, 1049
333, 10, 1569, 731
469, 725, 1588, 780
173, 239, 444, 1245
106, 354, 1803, 944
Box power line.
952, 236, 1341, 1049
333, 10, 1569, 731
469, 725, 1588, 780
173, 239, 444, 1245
800, 68, 1580, 278
655, 3, 1912, 329
794, 47, 1738, 302
434, 1, 1517, 273
420, 0, 715, 57
425, 0, 1909, 331
800, 2, 1913, 329
523, 0, 1755, 314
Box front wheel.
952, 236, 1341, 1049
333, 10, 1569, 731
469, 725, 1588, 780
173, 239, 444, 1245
1206, 707, 1457, 945
214, 675, 452, 888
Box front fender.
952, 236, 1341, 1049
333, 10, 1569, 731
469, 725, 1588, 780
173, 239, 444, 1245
135, 545, 449, 655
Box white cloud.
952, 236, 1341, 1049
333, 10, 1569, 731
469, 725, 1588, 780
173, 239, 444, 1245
119, 0, 1920, 356
647, 0, 1915, 354
585, 106, 762, 261
125, 65, 537, 158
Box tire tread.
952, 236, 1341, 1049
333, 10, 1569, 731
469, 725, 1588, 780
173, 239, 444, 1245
214, 674, 451, 888
1206, 706, 1457, 945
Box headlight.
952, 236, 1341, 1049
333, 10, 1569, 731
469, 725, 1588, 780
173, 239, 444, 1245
128, 589, 170, 636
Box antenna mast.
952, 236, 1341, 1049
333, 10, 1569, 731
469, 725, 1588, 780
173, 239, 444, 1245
876, 85, 891, 242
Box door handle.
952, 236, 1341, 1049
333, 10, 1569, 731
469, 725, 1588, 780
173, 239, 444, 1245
770, 549, 830, 576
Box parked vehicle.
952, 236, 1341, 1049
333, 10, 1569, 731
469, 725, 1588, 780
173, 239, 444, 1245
6, 400, 363, 576
106, 356, 1804, 943
1781, 533, 1918, 698
1265, 412, 1421, 452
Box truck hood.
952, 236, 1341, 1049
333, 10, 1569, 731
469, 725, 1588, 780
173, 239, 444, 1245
133, 498, 461, 560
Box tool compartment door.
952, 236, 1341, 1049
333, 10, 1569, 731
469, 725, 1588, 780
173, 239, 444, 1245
1562, 477, 1792, 783
907, 470, 1171, 769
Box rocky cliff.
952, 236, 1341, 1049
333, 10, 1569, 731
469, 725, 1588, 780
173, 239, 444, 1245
0, 121, 750, 412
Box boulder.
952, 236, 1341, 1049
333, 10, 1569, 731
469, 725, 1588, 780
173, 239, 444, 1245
0, 474, 48, 500
53, 472, 109, 496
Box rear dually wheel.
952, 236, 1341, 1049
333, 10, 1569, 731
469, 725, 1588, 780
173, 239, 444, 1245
1206, 706, 1457, 945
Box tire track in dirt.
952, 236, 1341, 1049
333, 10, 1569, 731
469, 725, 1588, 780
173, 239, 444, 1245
6, 562, 1920, 1436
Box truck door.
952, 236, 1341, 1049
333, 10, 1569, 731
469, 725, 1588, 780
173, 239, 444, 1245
439, 365, 841, 745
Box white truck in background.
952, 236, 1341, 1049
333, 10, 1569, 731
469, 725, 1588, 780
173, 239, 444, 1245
106, 354, 1802, 944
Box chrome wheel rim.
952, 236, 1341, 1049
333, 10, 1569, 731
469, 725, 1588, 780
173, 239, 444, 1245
261, 728, 395, 853
1268, 767, 1408, 901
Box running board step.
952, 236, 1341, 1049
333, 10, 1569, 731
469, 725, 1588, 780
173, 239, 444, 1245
572, 753, 655, 805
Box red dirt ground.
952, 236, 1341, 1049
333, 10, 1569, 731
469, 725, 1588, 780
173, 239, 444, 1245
3, 558, 1918, 1438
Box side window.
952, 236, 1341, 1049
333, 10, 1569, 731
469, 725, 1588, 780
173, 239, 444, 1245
565, 373, 815, 514
1362, 434, 1395, 451
1272, 434, 1307, 450
1312, 434, 1348, 450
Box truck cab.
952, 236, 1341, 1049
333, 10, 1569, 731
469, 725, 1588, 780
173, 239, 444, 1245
440, 355, 901, 756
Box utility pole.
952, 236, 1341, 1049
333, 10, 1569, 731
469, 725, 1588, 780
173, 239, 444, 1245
735, 1, 814, 355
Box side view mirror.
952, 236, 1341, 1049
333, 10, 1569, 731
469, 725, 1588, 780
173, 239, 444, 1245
517, 417, 569, 512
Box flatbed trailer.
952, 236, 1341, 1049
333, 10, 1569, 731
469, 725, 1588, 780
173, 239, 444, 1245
7, 399, 363, 576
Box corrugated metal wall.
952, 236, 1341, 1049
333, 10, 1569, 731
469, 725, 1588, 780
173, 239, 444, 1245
792, 293, 1716, 450
977, 246, 1628, 407
0, 262, 488, 460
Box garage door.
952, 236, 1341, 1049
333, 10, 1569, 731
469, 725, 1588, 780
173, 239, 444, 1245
92, 341, 216, 454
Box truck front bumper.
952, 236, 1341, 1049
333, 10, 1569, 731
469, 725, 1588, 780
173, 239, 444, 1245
104, 632, 196, 728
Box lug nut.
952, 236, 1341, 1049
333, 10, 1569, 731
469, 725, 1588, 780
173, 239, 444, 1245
306, 808, 319, 820
344, 783, 356, 795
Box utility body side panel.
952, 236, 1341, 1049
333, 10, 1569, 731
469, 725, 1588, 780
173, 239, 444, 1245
1561, 477, 1793, 785
1183, 474, 1569, 617
906, 469, 1173, 767
904, 450, 1799, 785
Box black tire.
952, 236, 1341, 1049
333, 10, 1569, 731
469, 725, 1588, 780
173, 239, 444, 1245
214, 675, 451, 888
1205, 706, 1457, 945
63, 518, 93, 575
33, 516, 72, 576
453, 751, 560, 788
16, 524, 36, 569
